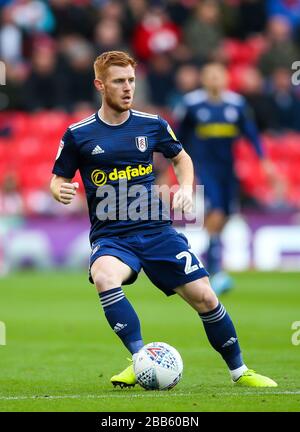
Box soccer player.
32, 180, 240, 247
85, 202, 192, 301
50, 51, 277, 388
176, 63, 276, 294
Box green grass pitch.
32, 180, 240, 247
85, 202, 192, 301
0, 270, 299, 412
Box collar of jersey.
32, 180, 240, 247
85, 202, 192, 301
96, 110, 132, 128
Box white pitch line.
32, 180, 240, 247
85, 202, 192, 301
0, 393, 190, 401
0, 391, 300, 401
219, 391, 300, 396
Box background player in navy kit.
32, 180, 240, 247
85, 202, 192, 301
177, 63, 276, 295
50, 51, 276, 388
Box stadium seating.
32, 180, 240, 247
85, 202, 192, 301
235, 134, 300, 207
224, 36, 266, 67
0, 111, 299, 212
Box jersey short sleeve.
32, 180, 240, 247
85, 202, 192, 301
52, 128, 79, 179
155, 117, 183, 158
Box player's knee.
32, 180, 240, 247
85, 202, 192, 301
201, 286, 218, 311
194, 279, 218, 312
93, 270, 121, 292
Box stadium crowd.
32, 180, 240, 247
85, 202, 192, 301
1, 0, 300, 215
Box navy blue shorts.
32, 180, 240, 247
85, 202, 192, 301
89, 227, 209, 296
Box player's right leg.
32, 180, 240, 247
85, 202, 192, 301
91, 255, 143, 387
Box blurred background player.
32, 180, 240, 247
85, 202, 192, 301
176, 62, 277, 295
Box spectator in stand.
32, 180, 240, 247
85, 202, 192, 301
98, 0, 124, 22
123, 0, 148, 41
132, 4, 181, 62
10, 0, 55, 34
23, 42, 65, 111
269, 67, 300, 132
258, 15, 299, 76
0, 62, 28, 110
232, 0, 267, 39
61, 38, 96, 112
147, 53, 175, 107
94, 1, 134, 54
94, 18, 128, 54
50, 0, 97, 40
266, 0, 300, 32
166, 0, 192, 27
241, 67, 278, 132
184, 0, 223, 64
0, 5, 23, 64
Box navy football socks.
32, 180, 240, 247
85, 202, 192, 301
199, 302, 244, 370
99, 289, 244, 373
99, 287, 144, 354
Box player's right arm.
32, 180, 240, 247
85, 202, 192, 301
50, 128, 80, 204
50, 175, 79, 205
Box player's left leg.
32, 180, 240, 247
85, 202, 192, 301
174, 278, 277, 387
200, 172, 233, 294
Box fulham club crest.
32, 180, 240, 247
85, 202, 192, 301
135, 136, 148, 152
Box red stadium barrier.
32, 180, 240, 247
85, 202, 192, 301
0, 112, 299, 212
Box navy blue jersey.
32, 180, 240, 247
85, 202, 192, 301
52, 109, 182, 244
176, 89, 264, 175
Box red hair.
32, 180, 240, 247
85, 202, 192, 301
94, 51, 137, 80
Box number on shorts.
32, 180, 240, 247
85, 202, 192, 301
176, 250, 202, 275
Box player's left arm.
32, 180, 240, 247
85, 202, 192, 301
171, 149, 194, 213
155, 117, 194, 214
238, 102, 278, 184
